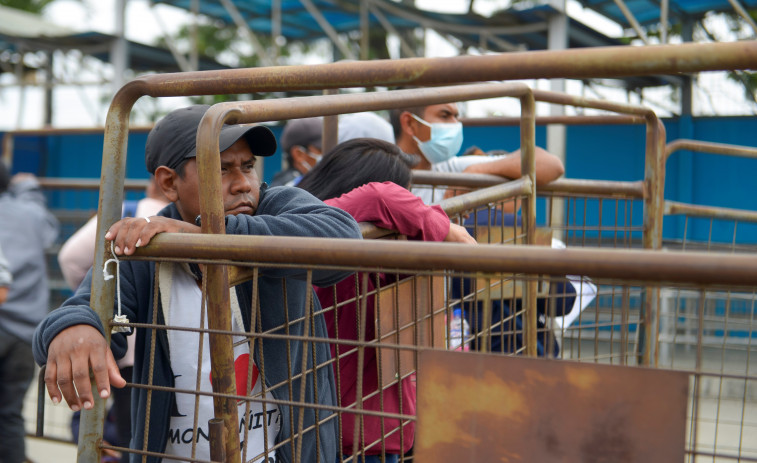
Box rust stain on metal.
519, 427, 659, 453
415, 351, 687, 463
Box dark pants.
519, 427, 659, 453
0, 333, 34, 463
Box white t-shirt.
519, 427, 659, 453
163, 266, 280, 463
411, 154, 510, 204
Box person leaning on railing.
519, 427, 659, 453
298, 137, 476, 463
32, 104, 362, 463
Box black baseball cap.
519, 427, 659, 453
145, 104, 277, 174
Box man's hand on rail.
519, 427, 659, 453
445, 223, 477, 245
105, 215, 200, 256
44, 325, 126, 411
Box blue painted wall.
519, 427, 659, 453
3, 116, 756, 244
459, 116, 757, 245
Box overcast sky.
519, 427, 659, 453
0, 0, 750, 130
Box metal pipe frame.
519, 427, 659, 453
38, 177, 148, 191
128, 234, 757, 289
662, 139, 757, 227
664, 200, 757, 223
490, 87, 665, 365
193, 83, 539, 452
411, 171, 646, 198
459, 114, 647, 126
82, 41, 757, 463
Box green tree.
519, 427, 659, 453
0, 0, 58, 13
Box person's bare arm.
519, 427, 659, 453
461, 147, 565, 185
0, 286, 8, 305
44, 325, 125, 411
445, 223, 477, 245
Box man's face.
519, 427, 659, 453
173, 137, 262, 222
412, 103, 460, 142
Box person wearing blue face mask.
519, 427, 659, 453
391, 102, 565, 206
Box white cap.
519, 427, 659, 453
338, 112, 395, 144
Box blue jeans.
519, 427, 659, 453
0, 332, 35, 463
337, 454, 400, 463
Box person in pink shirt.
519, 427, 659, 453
297, 138, 475, 463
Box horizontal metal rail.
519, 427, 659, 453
128, 234, 757, 288
665, 139, 757, 162
412, 172, 645, 198
665, 200, 757, 223
38, 177, 149, 191
459, 115, 647, 126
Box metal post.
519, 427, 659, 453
547, 0, 568, 240
111, 0, 128, 94
519, 90, 539, 356
322, 89, 339, 153
195, 112, 241, 462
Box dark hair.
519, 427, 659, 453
0, 162, 9, 194
388, 86, 427, 140
389, 106, 426, 140
297, 138, 419, 201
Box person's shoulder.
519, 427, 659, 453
260, 184, 316, 205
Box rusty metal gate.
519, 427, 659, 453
32, 41, 757, 463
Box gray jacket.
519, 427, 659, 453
0, 176, 59, 344
0, 244, 11, 287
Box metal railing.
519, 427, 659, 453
61, 41, 757, 462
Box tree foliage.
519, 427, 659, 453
0, 0, 58, 14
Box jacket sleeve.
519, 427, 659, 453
325, 182, 450, 242
0, 244, 11, 287
224, 186, 362, 286
11, 177, 60, 248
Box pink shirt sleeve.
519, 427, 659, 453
324, 181, 450, 242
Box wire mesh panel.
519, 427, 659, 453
655, 286, 757, 462
89, 239, 755, 463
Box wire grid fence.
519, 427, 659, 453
26, 179, 757, 462
413, 173, 757, 461
84, 243, 754, 463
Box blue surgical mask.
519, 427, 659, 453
411, 114, 463, 164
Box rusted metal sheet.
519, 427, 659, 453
414, 350, 688, 463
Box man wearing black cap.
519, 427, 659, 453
270, 117, 323, 187
33, 105, 361, 463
